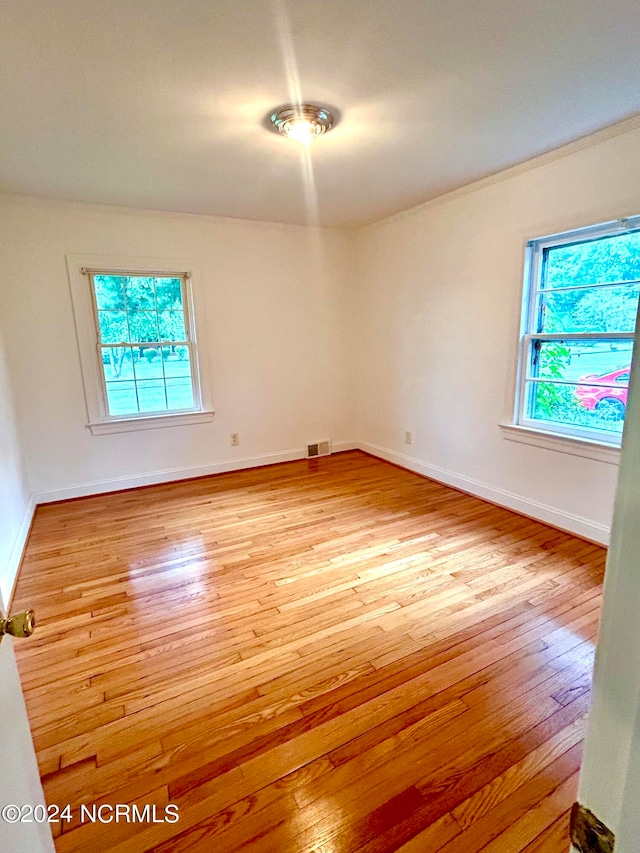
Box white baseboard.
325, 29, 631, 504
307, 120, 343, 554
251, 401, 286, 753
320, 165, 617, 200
30, 438, 606, 545
1, 494, 36, 609
359, 441, 610, 546
328, 441, 359, 454
33, 441, 359, 504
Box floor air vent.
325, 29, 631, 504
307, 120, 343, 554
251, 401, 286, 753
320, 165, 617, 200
307, 440, 331, 459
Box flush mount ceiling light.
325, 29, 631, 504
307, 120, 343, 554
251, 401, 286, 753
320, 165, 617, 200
269, 103, 335, 145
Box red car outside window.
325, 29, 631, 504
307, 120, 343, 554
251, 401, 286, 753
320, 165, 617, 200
574, 367, 630, 418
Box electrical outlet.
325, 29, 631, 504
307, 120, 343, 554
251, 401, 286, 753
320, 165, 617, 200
405, 431, 412, 445
231, 433, 239, 446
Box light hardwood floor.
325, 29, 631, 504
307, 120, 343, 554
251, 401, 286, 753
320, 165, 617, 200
12, 450, 605, 852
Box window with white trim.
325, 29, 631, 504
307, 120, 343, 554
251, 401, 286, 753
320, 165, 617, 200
67, 256, 213, 434
515, 217, 640, 446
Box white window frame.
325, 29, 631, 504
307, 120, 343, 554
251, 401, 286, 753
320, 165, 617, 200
503, 216, 640, 460
67, 255, 214, 434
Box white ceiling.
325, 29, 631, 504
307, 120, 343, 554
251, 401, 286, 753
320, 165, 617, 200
2, 0, 640, 228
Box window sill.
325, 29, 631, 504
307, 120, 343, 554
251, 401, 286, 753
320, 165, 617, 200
88, 411, 215, 435
499, 423, 620, 465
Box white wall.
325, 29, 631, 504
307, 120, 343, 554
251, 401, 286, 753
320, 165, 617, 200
355, 125, 640, 543
0, 198, 357, 501
0, 320, 32, 605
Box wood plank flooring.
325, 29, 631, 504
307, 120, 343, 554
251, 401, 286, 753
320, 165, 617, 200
12, 450, 605, 852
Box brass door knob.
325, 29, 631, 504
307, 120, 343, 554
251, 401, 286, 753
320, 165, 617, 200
0, 610, 36, 639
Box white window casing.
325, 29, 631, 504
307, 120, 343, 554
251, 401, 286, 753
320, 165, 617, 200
66, 255, 214, 434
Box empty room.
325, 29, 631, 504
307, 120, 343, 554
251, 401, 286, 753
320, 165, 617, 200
2, 2, 640, 851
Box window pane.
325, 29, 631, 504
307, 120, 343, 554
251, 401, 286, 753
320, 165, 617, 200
128, 310, 159, 343
98, 310, 129, 343
155, 277, 183, 310
543, 230, 640, 289
105, 380, 138, 416
101, 347, 134, 381
158, 311, 186, 341
133, 347, 164, 380
166, 377, 194, 410
137, 379, 167, 412
538, 285, 640, 333
94, 276, 125, 310
100, 347, 195, 416
527, 380, 625, 436
124, 276, 155, 309
532, 340, 633, 383
163, 346, 191, 378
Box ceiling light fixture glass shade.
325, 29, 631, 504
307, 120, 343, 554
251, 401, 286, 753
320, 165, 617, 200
269, 104, 334, 144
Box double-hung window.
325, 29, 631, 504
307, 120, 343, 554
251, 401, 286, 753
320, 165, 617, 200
515, 217, 640, 447
89, 271, 197, 417
67, 256, 213, 434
